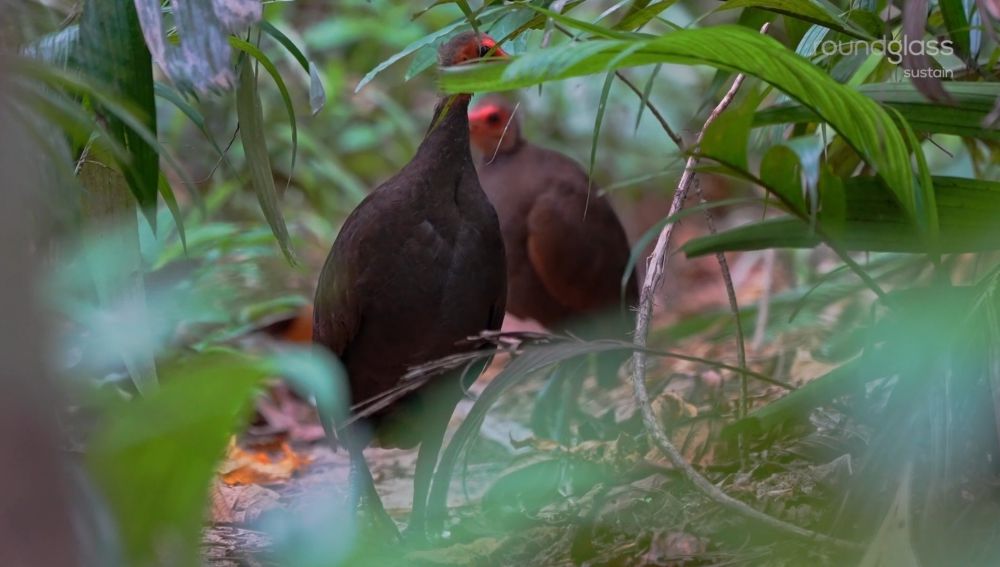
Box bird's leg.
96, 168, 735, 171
347, 443, 399, 539
404, 411, 451, 543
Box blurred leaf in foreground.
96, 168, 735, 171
260, 487, 357, 567
87, 354, 266, 566
78, 161, 159, 394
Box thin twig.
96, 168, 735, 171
541, 0, 573, 48
551, 23, 682, 147
628, 24, 860, 550
195, 126, 240, 184
485, 102, 521, 165
613, 70, 683, 147
692, 177, 747, 420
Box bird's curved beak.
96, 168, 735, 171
481, 38, 509, 60
490, 45, 510, 58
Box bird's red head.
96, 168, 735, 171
469, 96, 519, 156
439, 31, 508, 67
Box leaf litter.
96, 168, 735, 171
203, 225, 859, 566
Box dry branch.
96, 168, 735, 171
628, 25, 860, 551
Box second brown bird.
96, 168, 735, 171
469, 96, 638, 386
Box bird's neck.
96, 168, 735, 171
496, 133, 524, 156
424, 94, 471, 145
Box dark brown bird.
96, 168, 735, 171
313, 33, 508, 539
469, 97, 638, 434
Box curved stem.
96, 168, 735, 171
629, 23, 861, 551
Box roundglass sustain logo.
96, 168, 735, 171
819, 39, 956, 78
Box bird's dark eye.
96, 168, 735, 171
486, 112, 501, 125
478, 44, 493, 57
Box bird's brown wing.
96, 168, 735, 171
312, 213, 366, 360
525, 183, 633, 314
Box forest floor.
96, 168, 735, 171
202, 219, 855, 566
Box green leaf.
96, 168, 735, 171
13, 60, 200, 217
236, 57, 295, 263
483, 458, 605, 522
940, 0, 972, 58
153, 82, 227, 161
79, 0, 159, 224
157, 173, 186, 251
442, 26, 921, 240
428, 333, 791, 530
845, 5, 883, 38
269, 347, 349, 439
754, 82, 1000, 141
818, 165, 845, 236
354, 3, 528, 93
860, 467, 920, 567
487, 5, 535, 54
407, 5, 535, 84
79, 161, 159, 394
632, 63, 661, 131
614, 1, 680, 31
888, 106, 938, 258
684, 218, 822, 254
230, 37, 298, 194
794, 23, 829, 58
428, 339, 640, 530
713, 0, 873, 40
700, 88, 762, 172
260, 21, 326, 115
8, 77, 131, 166
406, 45, 440, 81
260, 21, 308, 69
87, 353, 266, 566
355, 21, 466, 93
588, 71, 615, 202
683, 176, 1000, 255
728, 357, 866, 439
787, 136, 824, 215
22, 24, 80, 66
451, 0, 479, 34
518, 3, 643, 40
759, 144, 808, 217
308, 66, 326, 116
967, 0, 983, 58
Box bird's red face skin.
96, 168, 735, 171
469, 102, 517, 156
459, 35, 508, 65
440, 33, 509, 67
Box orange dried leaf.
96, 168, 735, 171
218, 437, 311, 486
